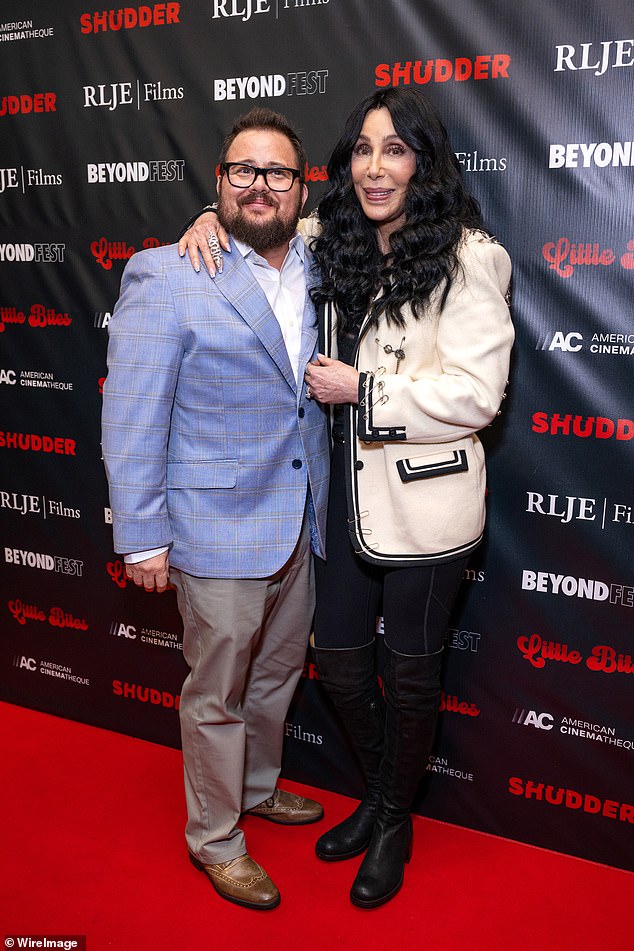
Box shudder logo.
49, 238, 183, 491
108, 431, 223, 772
0, 93, 56, 116
375, 54, 510, 87
509, 777, 634, 823
531, 413, 634, 440
79, 4, 180, 34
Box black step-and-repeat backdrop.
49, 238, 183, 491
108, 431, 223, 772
1, 1, 632, 872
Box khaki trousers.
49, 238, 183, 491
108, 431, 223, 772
170, 517, 314, 865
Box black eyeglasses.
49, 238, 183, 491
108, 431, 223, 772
221, 162, 301, 192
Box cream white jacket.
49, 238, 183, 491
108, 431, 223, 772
303, 226, 514, 566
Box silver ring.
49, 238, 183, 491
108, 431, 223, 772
207, 231, 223, 268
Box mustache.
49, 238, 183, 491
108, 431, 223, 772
238, 192, 278, 208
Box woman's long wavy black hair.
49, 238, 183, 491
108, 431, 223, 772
310, 87, 482, 332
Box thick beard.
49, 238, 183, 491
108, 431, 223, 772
217, 191, 302, 254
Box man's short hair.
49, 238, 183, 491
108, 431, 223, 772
219, 107, 306, 180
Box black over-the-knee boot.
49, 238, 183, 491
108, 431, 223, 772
350, 643, 443, 908
312, 641, 384, 861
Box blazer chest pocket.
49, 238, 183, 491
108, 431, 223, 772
167, 460, 238, 488
396, 449, 468, 483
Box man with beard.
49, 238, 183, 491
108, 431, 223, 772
101, 108, 330, 910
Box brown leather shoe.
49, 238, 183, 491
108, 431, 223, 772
189, 851, 280, 910
246, 788, 324, 825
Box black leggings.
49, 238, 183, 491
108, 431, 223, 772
313, 442, 467, 656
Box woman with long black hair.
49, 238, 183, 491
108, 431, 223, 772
179, 87, 514, 909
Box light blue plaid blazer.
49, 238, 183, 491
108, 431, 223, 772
102, 242, 329, 578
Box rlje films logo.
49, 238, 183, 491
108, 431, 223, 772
0, 490, 80, 519
554, 38, 634, 77
513, 708, 633, 750
0, 166, 62, 192
210, 0, 331, 23
83, 79, 183, 111
525, 490, 634, 529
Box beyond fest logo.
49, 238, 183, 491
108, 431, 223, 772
521, 570, 633, 607
86, 160, 185, 183
213, 69, 328, 101
0, 244, 65, 263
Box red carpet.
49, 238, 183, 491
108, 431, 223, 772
1, 700, 632, 950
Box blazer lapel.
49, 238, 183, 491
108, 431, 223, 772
211, 247, 296, 390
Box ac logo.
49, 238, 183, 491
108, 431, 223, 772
14, 655, 37, 671
536, 331, 583, 352
0, 370, 17, 385
513, 708, 554, 730
110, 621, 137, 639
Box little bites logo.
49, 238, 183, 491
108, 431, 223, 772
0, 303, 71, 334
509, 777, 634, 824
375, 54, 510, 87
8, 598, 89, 631
542, 236, 634, 277
80, 4, 180, 34
90, 235, 170, 271
213, 69, 328, 101
517, 632, 633, 676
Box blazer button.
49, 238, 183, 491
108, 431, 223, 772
292, 459, 303, 469
298, 407, 305, 418
355, 461, 364, 470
